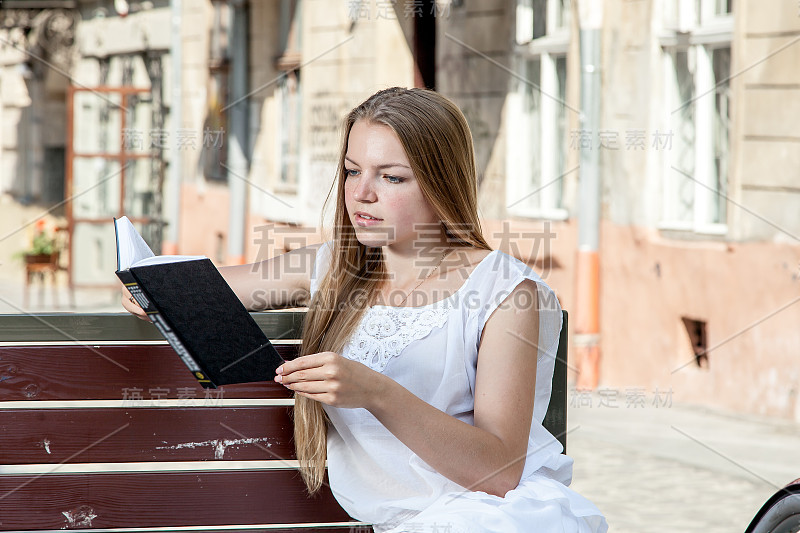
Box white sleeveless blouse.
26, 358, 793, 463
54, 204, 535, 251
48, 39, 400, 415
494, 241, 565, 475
310, 241, 607, 533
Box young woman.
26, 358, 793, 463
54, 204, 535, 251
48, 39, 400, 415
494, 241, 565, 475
122, 87, 607, 533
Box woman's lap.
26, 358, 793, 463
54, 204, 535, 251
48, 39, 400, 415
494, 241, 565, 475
380, 474, 608, 533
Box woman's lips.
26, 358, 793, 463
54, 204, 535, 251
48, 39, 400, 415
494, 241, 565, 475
354, 213, 383, 226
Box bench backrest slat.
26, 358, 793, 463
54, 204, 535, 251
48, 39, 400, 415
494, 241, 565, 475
0, 344, 298, 400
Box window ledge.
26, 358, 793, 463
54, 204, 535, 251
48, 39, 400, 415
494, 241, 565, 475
690, 18, 734, 45
658, 220, 728, 236
658, 16, 733, 48
521, 33, 570, 55
694, 223, 729, 236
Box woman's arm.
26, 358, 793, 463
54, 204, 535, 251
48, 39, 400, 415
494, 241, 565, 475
120, 242, 325, 317
369, 279, 540, 496
218, 242, 323, 311
276, 278, 541, 497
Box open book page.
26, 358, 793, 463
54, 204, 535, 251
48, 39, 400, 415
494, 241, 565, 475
114, 216, 206, 270
115, 216, 155, 270
132, 254, 207, 268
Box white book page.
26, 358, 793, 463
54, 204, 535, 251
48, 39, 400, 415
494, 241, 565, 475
115, 216, 208, 269
132, 254, 208, 268
115, 216, 155, 270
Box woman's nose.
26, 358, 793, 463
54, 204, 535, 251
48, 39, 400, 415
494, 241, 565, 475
352, 174, 376, 202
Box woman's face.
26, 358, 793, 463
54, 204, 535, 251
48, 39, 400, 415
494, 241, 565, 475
343, 120, 441, 250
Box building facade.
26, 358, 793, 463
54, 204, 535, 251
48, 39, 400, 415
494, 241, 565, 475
0, 0, 797, 420
240, 0, 800, 419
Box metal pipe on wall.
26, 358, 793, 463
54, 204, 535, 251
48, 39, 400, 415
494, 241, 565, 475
226, 0, 248, 265
575, 1, 602, 390
164, 0, 183, 254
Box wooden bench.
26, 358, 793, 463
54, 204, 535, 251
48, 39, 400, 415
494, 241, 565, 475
0, 310, 568, 531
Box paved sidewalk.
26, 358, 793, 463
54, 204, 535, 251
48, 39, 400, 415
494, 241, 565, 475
567, 394, 800, 533
0, 276, 121, 314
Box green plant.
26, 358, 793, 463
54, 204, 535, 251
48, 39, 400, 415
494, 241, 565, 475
29, 228, 56, 255
13, 219, 61, 261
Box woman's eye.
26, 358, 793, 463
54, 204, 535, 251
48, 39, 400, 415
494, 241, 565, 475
385, 175, 404, 184
345, 168, 359, 177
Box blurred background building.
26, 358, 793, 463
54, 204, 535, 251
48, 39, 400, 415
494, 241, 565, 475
0, 0, 798, 421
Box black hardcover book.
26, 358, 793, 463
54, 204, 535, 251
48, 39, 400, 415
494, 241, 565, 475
114, 216, 284, 388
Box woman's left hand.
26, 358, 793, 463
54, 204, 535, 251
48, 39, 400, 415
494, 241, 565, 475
274, 352, 386, 409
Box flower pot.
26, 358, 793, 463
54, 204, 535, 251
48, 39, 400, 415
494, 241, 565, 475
24, 252, 58, 265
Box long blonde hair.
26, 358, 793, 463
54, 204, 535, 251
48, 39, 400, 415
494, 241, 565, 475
294, 87, 492, 495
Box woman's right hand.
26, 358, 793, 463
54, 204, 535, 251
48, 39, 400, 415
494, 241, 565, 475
121, 285, 151, 322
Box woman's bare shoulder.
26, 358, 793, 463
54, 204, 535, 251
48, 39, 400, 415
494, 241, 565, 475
446, 246, 494, 269
436, 246, 494, 284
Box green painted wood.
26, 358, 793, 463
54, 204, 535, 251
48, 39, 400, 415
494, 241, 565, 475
543, 311, 568, 453
0, 312, 305, 342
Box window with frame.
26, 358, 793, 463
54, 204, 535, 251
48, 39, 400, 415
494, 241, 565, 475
204, 0, 230, 182
659, 0, 732, 234
274, 0, 302, 194
507, 0, 570, 220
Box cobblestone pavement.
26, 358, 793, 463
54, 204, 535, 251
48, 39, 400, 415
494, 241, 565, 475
567, 395, 800, 533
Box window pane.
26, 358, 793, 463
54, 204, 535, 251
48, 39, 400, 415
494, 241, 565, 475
668, 49, 696, 224
122, 93, 153, 154
72, 158, 122, 218
123, 157, 156, 219
72, 91, 122, 154
210, 1, 230, 62
524, 58, 542, 205
713, 47, 731, 224
716, 0, 733, 15
516, 0, 533, 44
71, 221, 125, 286
278, 71, 301, 188
554, 55, 567, 207
555, 0, 570, 30
42, 147, 66, 203
533, 0, 547, 40
203, 70, 228, 181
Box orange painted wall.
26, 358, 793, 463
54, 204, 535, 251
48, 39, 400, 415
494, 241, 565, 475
482, 217, 800, 420
599, 221, 800, 419
178, 182, 230, 264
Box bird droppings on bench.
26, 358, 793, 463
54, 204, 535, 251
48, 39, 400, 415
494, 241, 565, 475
156, 436, 274, 460
61, 505, 97, 528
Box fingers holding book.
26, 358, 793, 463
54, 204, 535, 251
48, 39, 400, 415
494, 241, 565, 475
121, 285, 151, 322
274, 351, 387, 409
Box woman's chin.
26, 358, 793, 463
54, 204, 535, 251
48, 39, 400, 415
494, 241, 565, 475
354, 236, 390, 249
352, 229, 394, 249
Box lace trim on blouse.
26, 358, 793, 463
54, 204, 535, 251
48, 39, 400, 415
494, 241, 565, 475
345, 302, 454, 372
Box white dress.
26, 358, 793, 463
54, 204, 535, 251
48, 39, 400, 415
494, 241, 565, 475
310, 241, 608, 533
